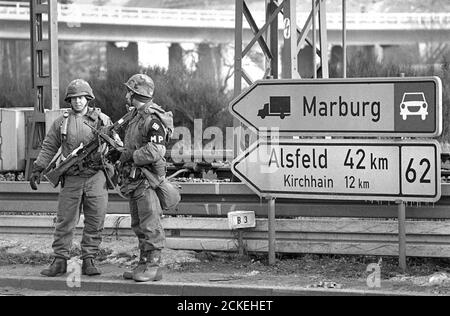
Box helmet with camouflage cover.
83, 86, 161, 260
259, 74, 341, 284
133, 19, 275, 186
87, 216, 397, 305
124, 74, 154, 99
64, 79, 95, 102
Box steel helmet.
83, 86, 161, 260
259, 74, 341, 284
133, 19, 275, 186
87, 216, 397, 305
124, 74, 154, 98
64, 79, 95, 102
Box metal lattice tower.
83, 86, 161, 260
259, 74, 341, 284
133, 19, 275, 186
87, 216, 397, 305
233, 0, 347, 266
233, 0, 335, 158
234, 0, 331, 97
25, 0, 59, 179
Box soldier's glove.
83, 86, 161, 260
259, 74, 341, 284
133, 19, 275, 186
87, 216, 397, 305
119, 149, 135, 164
29, 165, 44, 191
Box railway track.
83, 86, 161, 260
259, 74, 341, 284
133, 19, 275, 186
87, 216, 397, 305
1, 182, 450, 258
2, 182, 450, 218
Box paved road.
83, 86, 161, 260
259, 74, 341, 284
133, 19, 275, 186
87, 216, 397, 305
0, 264, 427, 297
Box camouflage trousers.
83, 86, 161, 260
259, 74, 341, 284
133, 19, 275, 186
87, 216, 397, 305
125, 179, 165, 253
52, 171, 108, 260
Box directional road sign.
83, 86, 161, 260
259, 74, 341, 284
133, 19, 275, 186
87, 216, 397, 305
230, 77, 442, 137
232, 139, 441, 202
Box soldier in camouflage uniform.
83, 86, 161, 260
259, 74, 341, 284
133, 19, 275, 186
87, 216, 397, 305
30, 79, 113, 277
119, 74, 174, 282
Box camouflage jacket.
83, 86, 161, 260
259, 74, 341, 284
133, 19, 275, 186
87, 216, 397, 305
35, 107, 112, 177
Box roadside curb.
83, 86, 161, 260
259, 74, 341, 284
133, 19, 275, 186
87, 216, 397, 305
0, 276, 427, 296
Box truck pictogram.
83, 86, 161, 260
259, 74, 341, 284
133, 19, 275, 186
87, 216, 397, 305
257, 96, 291, 119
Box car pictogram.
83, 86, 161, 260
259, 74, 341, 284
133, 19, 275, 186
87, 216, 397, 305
400, 92, 428, 120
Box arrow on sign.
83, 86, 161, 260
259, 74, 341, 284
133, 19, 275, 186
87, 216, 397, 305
229, 77, 442, 137
232, 138, 441, 202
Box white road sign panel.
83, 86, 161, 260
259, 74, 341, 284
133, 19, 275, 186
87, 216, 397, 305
229, 77, 442, 137
227, 211, 256, 230
232, 139, 441, 202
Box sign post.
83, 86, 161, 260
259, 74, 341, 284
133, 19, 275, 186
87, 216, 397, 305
230, 76, 442, 269
232, 138, 441, 269
396, 200, 407, 273
268, 197, 276, 265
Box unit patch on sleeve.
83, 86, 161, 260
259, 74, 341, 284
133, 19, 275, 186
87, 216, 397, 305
146, 119, 166, 145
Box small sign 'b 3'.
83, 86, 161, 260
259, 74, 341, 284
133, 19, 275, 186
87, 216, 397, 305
228, 211, 256, 230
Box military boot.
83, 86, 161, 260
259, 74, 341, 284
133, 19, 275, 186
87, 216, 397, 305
40, 258, 67, 277
132, 250, 163, 282
123, 253, 147, 280
82, 258, 101, 276
122, 269, 134, 280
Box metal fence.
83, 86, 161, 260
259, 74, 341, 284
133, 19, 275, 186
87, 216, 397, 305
1, 182, 450, 219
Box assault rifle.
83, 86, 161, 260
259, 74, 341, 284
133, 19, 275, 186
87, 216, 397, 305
84, 122, 124, 157
44, 108, 136, 187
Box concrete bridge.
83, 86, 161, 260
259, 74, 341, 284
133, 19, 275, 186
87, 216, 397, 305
1, 1, 450, 45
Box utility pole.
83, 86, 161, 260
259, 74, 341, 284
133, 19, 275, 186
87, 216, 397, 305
25, 0, 59, 179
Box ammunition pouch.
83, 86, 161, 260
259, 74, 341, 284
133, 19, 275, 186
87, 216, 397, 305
155, 179, 181, 211
64, 156, 104, 176
121, 163, 143, 181
118, 162, 181, 211
140, 167, 181, 211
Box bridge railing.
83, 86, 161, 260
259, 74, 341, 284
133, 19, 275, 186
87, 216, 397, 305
331, 12, 450, 29
0, 1, 237, 27
57, 4, 237, 26
0, 1, 28, 16
1, 1, 449, 30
